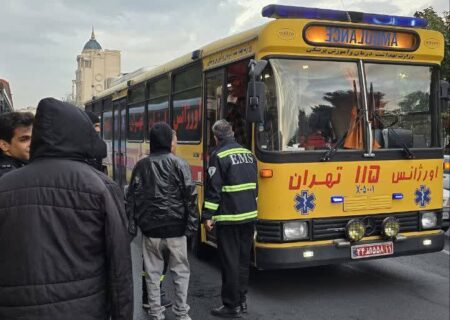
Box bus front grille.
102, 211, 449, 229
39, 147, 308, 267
256, 221, 283, 242
312, 212, 420, 240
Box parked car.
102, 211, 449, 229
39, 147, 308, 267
443, 155, 449, 231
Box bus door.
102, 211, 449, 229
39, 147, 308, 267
204, 69, 226, 243
112, 98, 127, 186
205, 69, 226, 156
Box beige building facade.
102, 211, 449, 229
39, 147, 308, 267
74, 29, 121, 106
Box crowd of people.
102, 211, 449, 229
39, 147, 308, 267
0, 98, 258, 320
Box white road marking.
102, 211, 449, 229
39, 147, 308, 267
442, 249, 450, 255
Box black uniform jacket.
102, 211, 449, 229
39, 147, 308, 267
202, 138, 258, 225
126, 152, 198, 238
0, 153, 27, 179
0, 98, 133, 320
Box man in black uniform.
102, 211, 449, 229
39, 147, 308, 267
202, 119, 258, 318
0, 112, 34, 179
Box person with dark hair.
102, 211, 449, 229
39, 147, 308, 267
0, 111, 34, 179
202, 119, 258, 318
0, 98, 133, 320
85, 110, 101, 133
141, 129, 178, 311
126, 122, 197, 320
84, 110, 107, 172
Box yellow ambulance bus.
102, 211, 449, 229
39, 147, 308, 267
86, 4, 447, 269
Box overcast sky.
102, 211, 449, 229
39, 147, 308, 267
0, 0, 448, 109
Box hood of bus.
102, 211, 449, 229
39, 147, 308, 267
257, 159, 443, 220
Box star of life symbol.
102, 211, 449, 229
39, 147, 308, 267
414, 185, 431, 207
294, 190, 316, 215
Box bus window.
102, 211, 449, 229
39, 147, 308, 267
259, 59, 361, 152
205, 70, 225, 152
103, 111, 113, 140
128, 83, 146, 142
365, 64, 435, 148
148, 76, 169, 135
172, 64, 202, 142
128, 105, 145, 141
225, 61, 250, 148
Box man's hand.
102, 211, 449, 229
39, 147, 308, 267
204, 219, 214, 232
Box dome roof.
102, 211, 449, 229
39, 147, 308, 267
83, 28, 102, 51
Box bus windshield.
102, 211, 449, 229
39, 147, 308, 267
365, 63, 433, 149
259, 59, 362, 152
258, 59, 435, 153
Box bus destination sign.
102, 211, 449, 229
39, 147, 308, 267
304, 24, 418, 51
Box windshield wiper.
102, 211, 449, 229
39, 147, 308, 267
321, 133, 347, 161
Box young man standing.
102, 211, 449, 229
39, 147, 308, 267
0, 98, 133, 320
127, 122, 197, 320
0, 112, 34, 179
202, 119, 258, 318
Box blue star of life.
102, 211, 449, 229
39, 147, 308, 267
295, 190, 316, 215
414, 185, 431, 207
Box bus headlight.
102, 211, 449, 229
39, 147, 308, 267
421, 212, 437, 229
382, 217, 400, 239
283, 221, 308, 241
346, 219, 365, 242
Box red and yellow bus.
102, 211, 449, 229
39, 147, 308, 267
86, 5, 447, 269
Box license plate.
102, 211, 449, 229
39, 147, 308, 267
351, 242, 394, 259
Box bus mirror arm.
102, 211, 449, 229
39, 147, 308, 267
246, 60, 268, 123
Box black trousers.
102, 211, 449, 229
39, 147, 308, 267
216, 222, 254, 308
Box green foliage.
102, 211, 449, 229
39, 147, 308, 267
414, 7, 450, 80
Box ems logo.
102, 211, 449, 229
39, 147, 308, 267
414, 185, 431, 207
294, 190, 315, 215
208, 166, 217, 177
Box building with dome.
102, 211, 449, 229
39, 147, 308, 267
74, 28, 121, 107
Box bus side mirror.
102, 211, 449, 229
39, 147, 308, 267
246, 59, 268, 123
440, 80, 449, 101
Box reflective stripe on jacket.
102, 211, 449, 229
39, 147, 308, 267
202, 138, 258, 225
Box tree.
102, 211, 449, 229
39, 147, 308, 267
415, 7, 450, 151
414, 7, 450, 80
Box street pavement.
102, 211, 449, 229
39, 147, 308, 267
132, 231, 449, 320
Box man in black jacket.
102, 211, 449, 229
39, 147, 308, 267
0, 98, 133, 320
0, 111, 34, 179
202, 119, 258, 318
127, 122, 197, 320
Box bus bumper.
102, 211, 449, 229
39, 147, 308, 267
254, 231, 445, 270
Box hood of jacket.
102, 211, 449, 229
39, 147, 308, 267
30, 97, 106, 161
149, 122, 172, 154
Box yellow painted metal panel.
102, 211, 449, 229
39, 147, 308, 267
257, 159, 443, 220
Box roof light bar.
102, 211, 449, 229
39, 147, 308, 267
261, 4, 428, 28
262, 5, 348, 22
360, 12, 427, 28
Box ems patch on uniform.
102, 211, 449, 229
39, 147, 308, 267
208, 166, 216, 177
